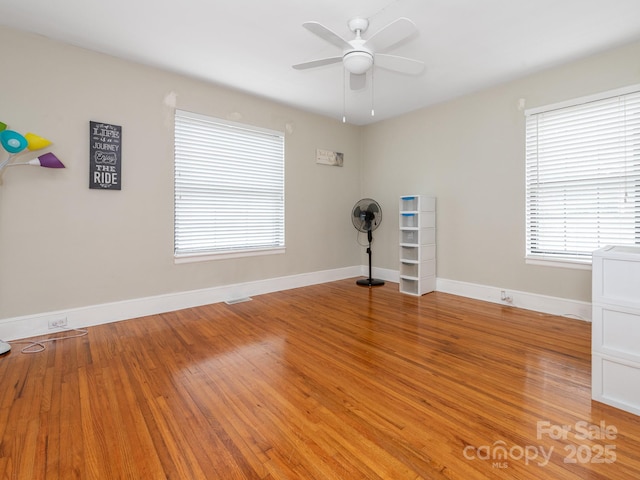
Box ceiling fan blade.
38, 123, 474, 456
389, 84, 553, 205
293, 56, 342, 70
364, 17, 418, 52
302, 22, 351, 50
375, 53, 425, 75
350, 72, 366, 90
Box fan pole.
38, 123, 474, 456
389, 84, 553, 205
357, 229, 385, 287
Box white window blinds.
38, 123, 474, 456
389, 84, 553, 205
174, 110, 285, 258
525, 87, 640, 263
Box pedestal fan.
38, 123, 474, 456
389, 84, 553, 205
352, 198, 384, 287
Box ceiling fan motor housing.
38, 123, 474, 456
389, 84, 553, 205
343, 18, 373, 75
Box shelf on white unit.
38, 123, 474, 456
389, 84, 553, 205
400, 275, 419, 281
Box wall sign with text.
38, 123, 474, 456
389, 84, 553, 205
90, 121, 122, 190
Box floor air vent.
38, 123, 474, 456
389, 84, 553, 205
224, 297, 253, 305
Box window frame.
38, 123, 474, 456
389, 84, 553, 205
173, 109, 285, 263
524, 84, 640, 269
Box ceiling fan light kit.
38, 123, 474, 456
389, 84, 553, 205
343, 51, 373, 75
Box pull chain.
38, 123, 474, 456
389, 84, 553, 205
342, 66, 347, 123
371, 67, 375, 117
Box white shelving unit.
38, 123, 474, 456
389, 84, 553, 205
399, 195, 436, 296
592, 245, 640, 416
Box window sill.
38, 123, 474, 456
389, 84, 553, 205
175, 247, 285, 264
525, 256, 592, 271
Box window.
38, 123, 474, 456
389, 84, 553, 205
174, 110, 285, 260
525, 86, 640, 266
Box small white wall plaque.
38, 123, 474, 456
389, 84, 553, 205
316, 149, 343, 167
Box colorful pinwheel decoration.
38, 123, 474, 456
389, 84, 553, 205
0, 121, 65, 183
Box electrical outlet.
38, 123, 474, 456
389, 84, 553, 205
48, 316, 68, 329
500, 290, 513, 303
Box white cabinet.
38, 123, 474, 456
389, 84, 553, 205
399, 195, 436, 296
592, 245, 640, 416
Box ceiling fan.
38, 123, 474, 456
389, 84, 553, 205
293, 17, 424, 91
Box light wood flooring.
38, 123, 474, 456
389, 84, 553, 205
1, 279, 639, 479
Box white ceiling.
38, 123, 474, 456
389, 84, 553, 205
2, 0, 640, 125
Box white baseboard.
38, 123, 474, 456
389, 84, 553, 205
436, 278, 592, 322
371, 266, 400, 283
0, 266, 591, 342
369, 269, 591, 321
0, 266, 361, 341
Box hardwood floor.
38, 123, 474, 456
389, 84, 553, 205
1, 279, 639, 479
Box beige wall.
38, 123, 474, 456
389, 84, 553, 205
0, 27, 362, 319
362, 40, 640, 302
2, 26, 639, 321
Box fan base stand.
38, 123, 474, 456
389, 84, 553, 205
356, 278, 385, 287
